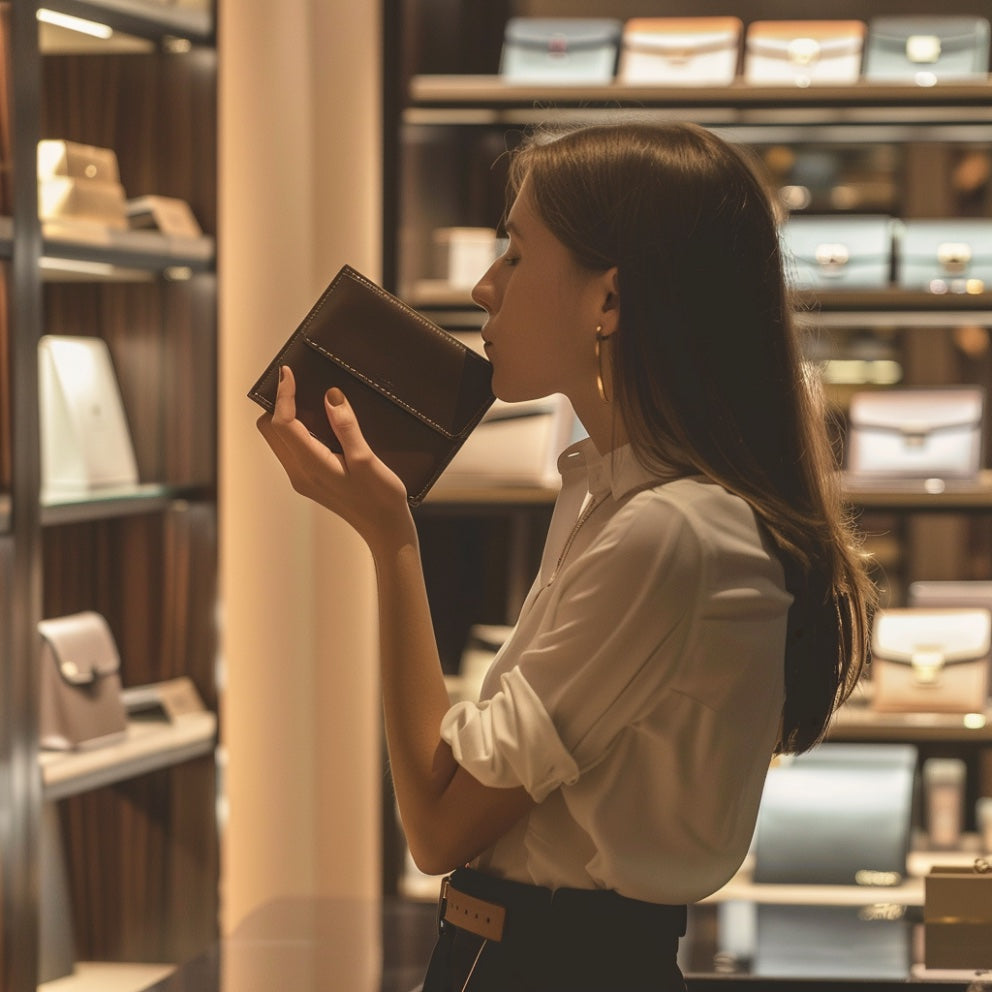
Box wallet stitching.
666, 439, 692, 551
302, 336, 460, 440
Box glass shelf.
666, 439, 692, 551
39, 0, 213, 46
41, 482, 211, 526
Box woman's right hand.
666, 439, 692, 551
256, 364, 416, 556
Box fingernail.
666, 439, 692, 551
326, 387, 344, 407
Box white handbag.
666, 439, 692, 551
38, 335, 140, 494
871, 608, 991, 714
617, 17, 742, 86
744, 20, 867, 86
846, 387, 985, 482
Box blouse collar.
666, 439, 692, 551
557, 437, 680, 503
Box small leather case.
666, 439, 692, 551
616, 17, 742, 86
864, 16, 991, 83
248, 265, 495, 506
846, 386, 985, 482
780, 216, 894, 290
39, 611, 128, 751
37, 139, 121, 183
500, 18, 623, 83
871, 608, 991, 714
744, 20, 867, 87
896, 219, 992, 295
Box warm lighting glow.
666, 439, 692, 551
39, 257, 117, 277
37, 8, 113, 40
963, 712, 987, 730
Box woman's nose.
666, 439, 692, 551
471, 261, 497, 313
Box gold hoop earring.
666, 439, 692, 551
594, 325, 611, 403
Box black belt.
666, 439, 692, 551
438, 868, 688, 946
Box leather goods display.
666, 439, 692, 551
38, 335, 140, 493
616, 17, 742, 86
248, 264, 495, 507
870, 608, 991, 714
864, 16, 991, 83
752, 743, 918, 885
845, 386, 985, 482
754, 904, 912, 979
37, 139, 128, 230
896, 219, 992, 295
744, 21, 867, 87
126, 195, 202, 238
910, 579, 992, 613
780, 216, 893, 290
439, 395, 577, 489
924, 864, 992, 969
500, 18, 623, 83
38, 611, 128, 750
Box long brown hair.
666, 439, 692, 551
509, 122, 875, 753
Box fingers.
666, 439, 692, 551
323, 386, 375, 464
272, 364, 298, 424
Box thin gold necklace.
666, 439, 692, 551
552, 494, 608, 580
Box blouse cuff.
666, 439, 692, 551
440, 667, 580, 803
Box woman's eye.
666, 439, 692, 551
502, 254, 520, 267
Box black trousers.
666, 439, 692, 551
422, 868, 688, 992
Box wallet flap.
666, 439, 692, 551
622, 18, 741, 54
39, 611, 122, 685
848, 389, 984, 435
871, 608, 992, 665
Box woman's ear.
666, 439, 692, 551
598, 266, 621, 333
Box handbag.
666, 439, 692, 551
744, 21, 867, 87
780, 216, 894, 290
896, 219, 992, 295
500, 18, 622, 84
870, 607, 991, 714
38, 611, 128, 750
438, 395, 577, 489
752, 743, 918, 885
616, 17, 742, 86
864, 16, 991, 84
846, 386, 985, 481
248, 264, 495, 506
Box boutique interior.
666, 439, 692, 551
2, 0, 992, 989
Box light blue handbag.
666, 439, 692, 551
896, 219, 992, 294
500, 18, 623, 83
864, 16, 991, 83
752, 743, 918, 885
780, 216, 894, 290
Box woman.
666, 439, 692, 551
257, 122, 875, 991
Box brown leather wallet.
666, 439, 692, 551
248, 265, 494, 506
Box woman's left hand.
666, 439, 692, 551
256, 364, 414, 555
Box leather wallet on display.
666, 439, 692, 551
910, 579, 992, 613
39, 611, 128, 751
248, 265, 495, 507
870, 607, 991, 714
780, 216, 894, 290
896, 219, 992, 295
500, 18, 623, 83
744, 21, 867, 87
752, 743, 918, 885
864, 16, 991, 83
845, 386, 985, 482
616, 18, 742, 86
925, 866, 992, 969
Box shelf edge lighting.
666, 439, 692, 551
37, 8, 113, 40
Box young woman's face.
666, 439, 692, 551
471, 179, 612, 405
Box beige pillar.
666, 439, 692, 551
217, 0, 383, 947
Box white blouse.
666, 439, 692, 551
440, 438, 791, 905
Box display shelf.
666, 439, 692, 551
842, 472, 992, 511
40, 709, 216, 802
41, 483, 211, 526
41, 223, 215, 275
410, 283, 992, 331
39, 0, 213, 45
830, 700, 992, 743
40, 962, 175, 992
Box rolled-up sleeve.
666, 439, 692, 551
441, 667, 580, 802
